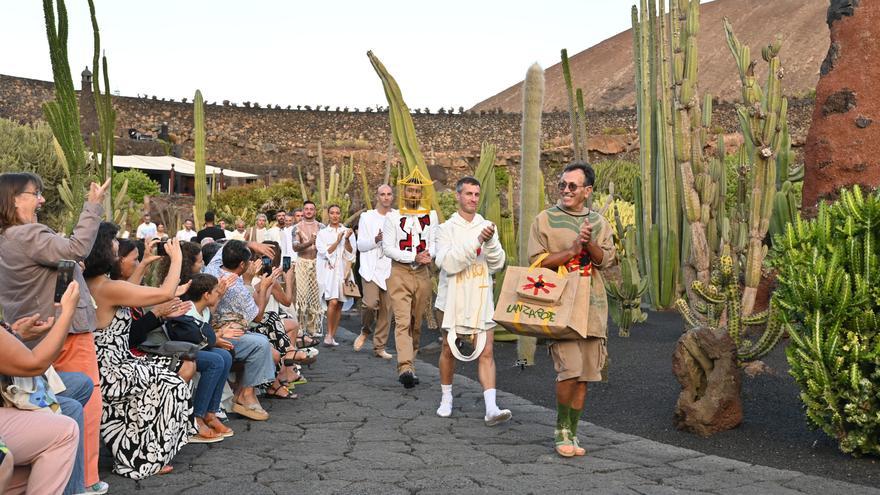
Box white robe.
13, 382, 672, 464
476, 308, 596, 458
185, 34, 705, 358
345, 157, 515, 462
434, 212, 506, 334
316, 225, 358, 309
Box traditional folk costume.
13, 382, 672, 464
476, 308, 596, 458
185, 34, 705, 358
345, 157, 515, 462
292, 220, 325, 336
527, 203, 616, 455
316, 225, 358, 309
355, 208, 396, 357
434, 212, 511, 424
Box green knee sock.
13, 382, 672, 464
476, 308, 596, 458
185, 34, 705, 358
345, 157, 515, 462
568, 407, 583, 436
556, 404, 572, 432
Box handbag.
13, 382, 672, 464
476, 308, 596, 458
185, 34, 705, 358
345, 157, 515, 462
342, 261, 361, 298
166, 315, 215, 348
0, 366, 66, 414
137, 324, 201, 364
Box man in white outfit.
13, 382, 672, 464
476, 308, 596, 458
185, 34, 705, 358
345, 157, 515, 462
434, 176, 511, 426
353, 185, 395, 359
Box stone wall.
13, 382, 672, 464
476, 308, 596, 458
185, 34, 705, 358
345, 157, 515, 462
0, 73, 814, 192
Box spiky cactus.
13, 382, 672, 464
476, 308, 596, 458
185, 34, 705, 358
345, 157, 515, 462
605, 203, 648, 337
631, 0, 682, 309
723, 18, 789, 315
516, 62, 545, 366
366, 51, 444, 221
42, 0, 91, 233
87, 0, 117, 220
561, 49, 587, 161
676, 254, 783, 361
769, 186, 880, 456
193, 90, 208, 228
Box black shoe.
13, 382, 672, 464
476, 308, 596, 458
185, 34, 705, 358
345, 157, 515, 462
413, 375, 420, 385
398, 371, 415, 389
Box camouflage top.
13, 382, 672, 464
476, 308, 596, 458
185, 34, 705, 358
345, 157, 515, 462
527, 204, 616, 339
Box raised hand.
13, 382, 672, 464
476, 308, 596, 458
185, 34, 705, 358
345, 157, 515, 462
87, 178, 112, 204
59, 280, 80, 316
174, 281, 192, 297
578, 220, 592, 246
248, 242, 275, 259
10, 314, 55, 340
166, 237, 183, 261
479, 223, 496, 244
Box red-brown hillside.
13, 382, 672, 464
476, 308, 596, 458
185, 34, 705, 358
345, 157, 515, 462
471, 0, 827, 112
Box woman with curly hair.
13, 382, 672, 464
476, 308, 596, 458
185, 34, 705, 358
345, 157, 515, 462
84, 222, 193, 479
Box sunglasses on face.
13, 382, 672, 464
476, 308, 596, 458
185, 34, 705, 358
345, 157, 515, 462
557, 181, 588, 192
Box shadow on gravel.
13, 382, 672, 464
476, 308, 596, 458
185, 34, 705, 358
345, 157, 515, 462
342, 310, 879, 488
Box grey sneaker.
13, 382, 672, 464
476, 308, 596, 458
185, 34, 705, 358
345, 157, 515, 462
484, 409, 512, 426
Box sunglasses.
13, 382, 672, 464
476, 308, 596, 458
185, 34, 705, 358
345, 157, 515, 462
557, 181, 589, 192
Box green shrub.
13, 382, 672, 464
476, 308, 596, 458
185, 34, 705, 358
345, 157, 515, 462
112, 169, 160, 206
768, 186, 880, 457
593, 159, 638, 202
0, 119, 66, 229
438, 190, 458, 219
212, 179, 304, 220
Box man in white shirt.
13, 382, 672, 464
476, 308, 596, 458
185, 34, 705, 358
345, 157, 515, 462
354, 185, 395, 359
175, 219, 198, 242
279, 210, 296, 260
219, 219, 235, 239
382, 177, 438, 388
135, 213, 157, 239
433, 176, 511, 426
265, 211, 286, 245
228, 219, 247, 241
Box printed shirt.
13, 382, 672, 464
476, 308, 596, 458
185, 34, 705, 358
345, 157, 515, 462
527, 203, 616, 339
381, 209, 439, 264
204, 243, 258, 322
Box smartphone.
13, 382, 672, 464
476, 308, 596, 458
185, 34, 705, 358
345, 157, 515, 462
156, 240, 167, 257
282, 256, 291, 272
54, 260, 76, 303
261, 256, 273, 276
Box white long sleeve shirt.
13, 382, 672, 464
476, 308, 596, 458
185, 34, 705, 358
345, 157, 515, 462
382, 209, 438, 266
357, 209, 395, 290
434, 212, 506, 331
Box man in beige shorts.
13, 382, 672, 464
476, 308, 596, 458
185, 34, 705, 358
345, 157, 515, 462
354, 185, 395, 359
527, 161, 616, 458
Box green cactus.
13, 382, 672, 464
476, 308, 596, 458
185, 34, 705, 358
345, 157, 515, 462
193, 89, 208, 229
360, 168, 373, 211
768, 186, 880, 456
367, 51, 444, 221
475, 142, 500, 225
560, 49, 587, 161
723, 18, 788, 315
631, 0, 682, 309
87, 0, 117, 220
605, 205, 648, 337
42, 0, 92, 233
516, 62, 545, 366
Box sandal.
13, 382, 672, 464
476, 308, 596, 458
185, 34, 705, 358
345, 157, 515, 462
266, 383, 299, 400
232, 401, 269, 421
158, 465, 174, 475
554, 428, 576, 458
206, 417, 234, 438
296, 333, 319, 348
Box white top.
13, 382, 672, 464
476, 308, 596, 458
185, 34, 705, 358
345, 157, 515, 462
357, 208, 395, 290
136, 222, 157, 239
175, 229, 198, 242
280, 226, 295, 260
316, 225, 357, 304
434, 212, 506, 332
265, 226, 282, 244
250, 227, 269, 243
382, 210, 438, 265
228, 230, 246, 241
223, 229, 235, 239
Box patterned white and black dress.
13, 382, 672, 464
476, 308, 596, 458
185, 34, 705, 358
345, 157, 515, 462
93, 307, 193, 479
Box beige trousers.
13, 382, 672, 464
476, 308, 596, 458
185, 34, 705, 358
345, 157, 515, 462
387, 263, 432, 374
360, 279, 392, 353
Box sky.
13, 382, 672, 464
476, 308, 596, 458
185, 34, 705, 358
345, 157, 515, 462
1, 1, 712, 110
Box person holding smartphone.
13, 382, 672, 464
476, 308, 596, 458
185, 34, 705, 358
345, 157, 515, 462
0, 172, 111, 495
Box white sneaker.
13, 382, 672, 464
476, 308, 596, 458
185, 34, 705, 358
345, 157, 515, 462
484, 409, 512, 426
436, 400, 453, 418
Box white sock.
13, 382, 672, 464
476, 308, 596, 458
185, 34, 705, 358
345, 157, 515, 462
484, 388, 500, 416
437, 384, 453, 417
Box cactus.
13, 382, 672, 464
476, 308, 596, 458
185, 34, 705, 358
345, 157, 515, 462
560, 49, 587, 161
770, 180, 799, 240
42, 0, 92, 233
367, 51, 444, 221
516, 62, 545, 366
723, 18, 787, 315
86, 0, 116, 220
475, 142, 500, 226
360, 167, 373, 211
631, 0, 682, 309
193, 89, 208, 229
605, 201, 648, 337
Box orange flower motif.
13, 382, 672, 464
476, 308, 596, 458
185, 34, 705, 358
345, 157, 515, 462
522, 275, 556, 296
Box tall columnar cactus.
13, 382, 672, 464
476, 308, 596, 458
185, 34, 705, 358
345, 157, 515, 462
517, 62, 545, 366
561, 49, 587, 161
193, 90, 208, 229
87, 0, 117, 219
475, 142, 500, 226
723, 18, 788, 315
367, 51, 444, 221
605, 203, 648, 337
42, 0, 90, 233
631, 0, 682, 309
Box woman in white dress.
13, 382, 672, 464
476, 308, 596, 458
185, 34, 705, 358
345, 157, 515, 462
316, 205, 357, 346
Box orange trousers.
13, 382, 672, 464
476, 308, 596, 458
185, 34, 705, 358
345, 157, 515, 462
53, 332, 102, 486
